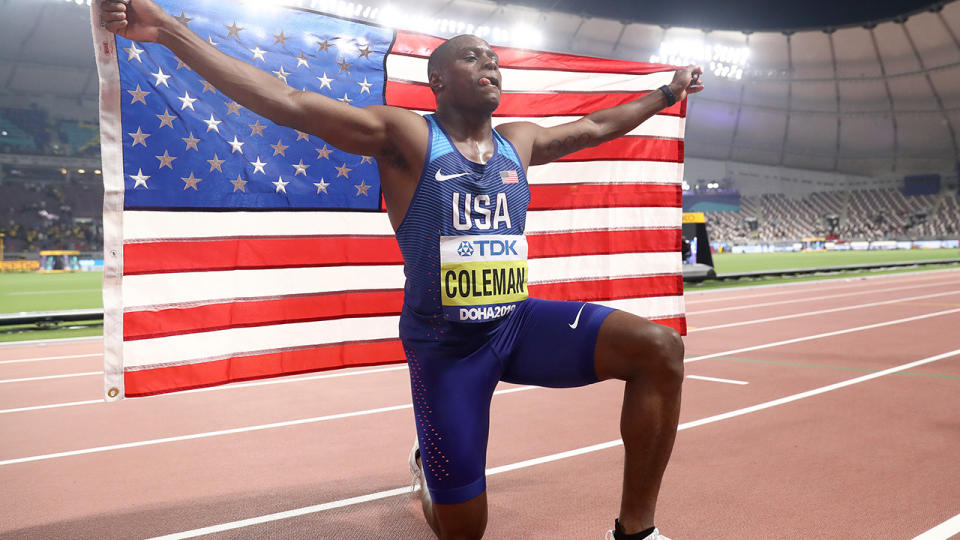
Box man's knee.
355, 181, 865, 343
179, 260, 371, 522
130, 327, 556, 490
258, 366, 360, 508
596, 312, 685, 383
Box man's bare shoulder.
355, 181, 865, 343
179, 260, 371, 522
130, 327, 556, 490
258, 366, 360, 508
365, 105, 427, 129
495, 121, 541, 169
362, 105, 428, 170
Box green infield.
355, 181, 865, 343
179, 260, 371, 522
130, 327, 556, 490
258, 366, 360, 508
711, 248, 959, 274
0, 271, 103, 313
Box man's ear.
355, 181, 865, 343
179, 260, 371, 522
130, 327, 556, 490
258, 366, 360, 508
429, 71, 443, 94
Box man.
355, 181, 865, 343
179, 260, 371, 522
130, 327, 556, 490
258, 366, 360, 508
99, 2, 703, 538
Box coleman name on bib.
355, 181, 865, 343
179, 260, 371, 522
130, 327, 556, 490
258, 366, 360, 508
439, 234, 529, 322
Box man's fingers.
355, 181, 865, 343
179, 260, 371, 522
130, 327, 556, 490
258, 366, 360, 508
101, 11, 126, 22
104, 20, 128, 33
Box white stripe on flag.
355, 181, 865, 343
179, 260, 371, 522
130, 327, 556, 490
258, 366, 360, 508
123, 210, 394, 241
598, 296, 685, 319
123, 316, 401, 369
121, 251, 679, 309
123, 207, 682, 241
122, 265, 406, 309
526, 160, 684, 185
525, 207, 683, 234
528, 252, 680, 283
386, 54, 675, 93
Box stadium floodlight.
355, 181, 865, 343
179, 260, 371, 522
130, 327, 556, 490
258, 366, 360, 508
650, 39, 748, 80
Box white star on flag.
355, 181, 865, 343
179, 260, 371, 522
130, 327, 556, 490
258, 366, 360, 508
292, 159, 310, 176
156, 149, 177, 169
207, 154, 226, 172
128, 84, 150, 105
124, 43, 144, 62
272, 176, 290, 193
204, 114, 222, 132
177, 91, 197, 110
181, 132, 200, 151
251, 156, 267, 174
151, 67, 171, 87
130, 168, 150, 188
156, 109, 176, 129
270, 139, 288, 156
314, 178, 330, 194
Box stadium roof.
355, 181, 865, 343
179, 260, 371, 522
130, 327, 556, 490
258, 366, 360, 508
503, 0, 947, 33
1, 0, 959, 177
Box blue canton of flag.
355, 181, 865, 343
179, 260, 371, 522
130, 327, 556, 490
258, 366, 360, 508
116, 0, 393, 210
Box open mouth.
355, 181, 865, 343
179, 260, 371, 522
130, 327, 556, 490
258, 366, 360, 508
478, 76, 500, 89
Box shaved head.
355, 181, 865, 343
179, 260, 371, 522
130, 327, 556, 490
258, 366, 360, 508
427, 34, 484, 80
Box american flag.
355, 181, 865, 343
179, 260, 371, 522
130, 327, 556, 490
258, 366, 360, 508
92, 0, 686, 400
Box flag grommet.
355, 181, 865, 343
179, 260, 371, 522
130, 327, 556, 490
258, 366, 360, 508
107, 387, 120, 398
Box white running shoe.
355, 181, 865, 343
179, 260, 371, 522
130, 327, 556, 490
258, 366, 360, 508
408, 438, 421, 492
604, 527, 671, 540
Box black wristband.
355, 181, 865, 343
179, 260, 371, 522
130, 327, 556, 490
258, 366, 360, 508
658, 84, 677, 107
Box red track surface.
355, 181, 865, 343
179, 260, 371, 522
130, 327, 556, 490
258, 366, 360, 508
1, 269, 959, 539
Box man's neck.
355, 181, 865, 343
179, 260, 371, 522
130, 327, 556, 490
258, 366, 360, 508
434, 106, 493, 143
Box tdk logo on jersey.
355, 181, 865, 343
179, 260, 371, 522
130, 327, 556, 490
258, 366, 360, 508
458, 239, 519, 257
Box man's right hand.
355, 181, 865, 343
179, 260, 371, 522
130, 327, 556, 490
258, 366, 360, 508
99, 0, 170, 43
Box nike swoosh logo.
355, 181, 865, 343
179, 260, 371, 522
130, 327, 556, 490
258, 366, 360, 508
568, 304, 586, 329
435, 170, 469, 182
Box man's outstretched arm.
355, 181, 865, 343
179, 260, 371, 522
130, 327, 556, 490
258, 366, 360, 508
498, 65, 704, 167
98, 0, 414, 158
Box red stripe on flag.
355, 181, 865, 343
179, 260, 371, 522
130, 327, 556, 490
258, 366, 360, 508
529, 183, 680, 211
651, 316, 686, 335
528, 276, 683, 302
393, 31, 680, 76
556, 137, 683, 163
123, 236, 402, 275
123, 339, 406, 397
384, 81, 685, 117
121, 228, 679, 276
527, 229, 681, 258
123, 290, 404, 341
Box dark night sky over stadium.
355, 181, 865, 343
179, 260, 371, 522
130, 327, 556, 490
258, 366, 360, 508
508, 0, 947, 31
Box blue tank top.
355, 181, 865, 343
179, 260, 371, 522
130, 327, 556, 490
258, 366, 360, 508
396, 114, 530, 345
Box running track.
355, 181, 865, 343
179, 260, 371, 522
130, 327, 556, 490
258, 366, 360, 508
1, 269, 959, 539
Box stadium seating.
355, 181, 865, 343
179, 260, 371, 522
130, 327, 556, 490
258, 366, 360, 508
706, 188, 959, 244
0, 108, 49, 154
58, 120, 100, 156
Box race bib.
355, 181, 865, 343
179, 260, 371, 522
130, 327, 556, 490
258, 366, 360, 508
439, 234, 528, 322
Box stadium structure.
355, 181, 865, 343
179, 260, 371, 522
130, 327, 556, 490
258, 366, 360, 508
0, 0, 958, 262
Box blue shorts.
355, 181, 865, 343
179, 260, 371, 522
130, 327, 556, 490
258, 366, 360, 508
402, 297, 615, 505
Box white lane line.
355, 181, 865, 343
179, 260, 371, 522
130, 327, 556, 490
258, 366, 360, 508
0, 353, 102, 365
5, 306, 958, 466
688, 290, 960, 333
0, 386, 535, 467
684, 268, 958, 305
150, 486, 416, 540
686, 375, 748, 385
913, 512, 960, 540
0, 371, 102, 384
0, 365, 411, 415
685, 307, 960, 363
0, 400, 103, 415
148, 347, 960, 539
686, 281, 949, 316
0, 335, 102, 348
